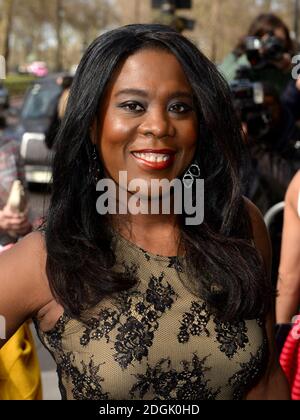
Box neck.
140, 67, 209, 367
109, 212, 182, 258
105, 186, 184, 256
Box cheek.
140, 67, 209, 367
186, 129, 198, 147
181, 121, 199, 151
98, 114, 135, 160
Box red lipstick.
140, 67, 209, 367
131, 149, 176, 171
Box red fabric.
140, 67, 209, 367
280, 316, 300, 400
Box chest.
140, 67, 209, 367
37, 278, 268, 400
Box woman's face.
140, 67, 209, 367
95, 49, 198, 194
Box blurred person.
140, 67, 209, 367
219, 13, 293, 92
0, 133, 41, 400
239, 84, 300, 286
276, 171, 300, 400
237, 80, 299, 210
223, 15, 300, 172
276, 171, 300, 324
279, 316, 300, 400
57, 75, 73, 120
220, 13, 300, 124
45, 75, 73, 150
0, 24, 289, 400
247, 85, 299, 205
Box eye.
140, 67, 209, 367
119, 102, 144, 113
169, 103, 193, 114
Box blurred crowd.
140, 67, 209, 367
220, 14, 300, 213
219, 13, 300, 296
219, 14, 300, 398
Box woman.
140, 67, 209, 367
0, 24, 289, 400
277, 171, 300, 324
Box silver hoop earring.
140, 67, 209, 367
182, 161, 201, 189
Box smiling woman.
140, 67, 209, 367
0, 24, 289, 400
97, 50, 197, 187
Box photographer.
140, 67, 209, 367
232, 75, 300, 287
230, 75, 300, 286
220, 14, 293, 94
223, 15, 300, 289
234, 78, 300, 213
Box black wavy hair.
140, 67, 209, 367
45, 24, 273, 322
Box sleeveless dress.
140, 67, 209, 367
34, 232, 269, 400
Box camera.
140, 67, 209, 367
230, 67, 271, 141
245, 34, 285, 68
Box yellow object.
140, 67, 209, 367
0, 323, 43, 400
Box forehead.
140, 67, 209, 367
108, 48, 192, 93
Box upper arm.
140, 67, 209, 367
0, 232, 51, 349
279, 172, 300, 286
245, 310, 290, 400
244, 198, 290, 399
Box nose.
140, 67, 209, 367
138, 107, 175, 139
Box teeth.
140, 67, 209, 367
133, 152, 171, 163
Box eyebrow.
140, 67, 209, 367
115, 89, 194, 100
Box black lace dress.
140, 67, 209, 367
34, 232, 269, 400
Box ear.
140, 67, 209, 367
90, 119, 98, 145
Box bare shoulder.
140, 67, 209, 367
0, 231, 53, 345
1, 231, 47, 276
243, 197, 272, 275
1, 231, 53, 307
286, 171, 300, 210
289, 170, 300, 188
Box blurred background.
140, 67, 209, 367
0, 0, 299, 75
0, 0, 300, 400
